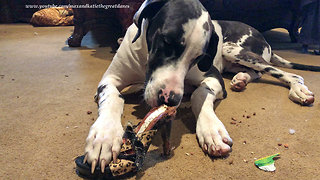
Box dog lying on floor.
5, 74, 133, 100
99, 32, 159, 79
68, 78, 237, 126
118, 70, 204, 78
83, 0, 320, 172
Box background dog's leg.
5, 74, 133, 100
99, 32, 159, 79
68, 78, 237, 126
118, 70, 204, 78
223, 45, 315, 105
191, 77, 233, 157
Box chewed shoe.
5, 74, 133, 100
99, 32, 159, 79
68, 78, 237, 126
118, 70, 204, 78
75, 105, 176, 179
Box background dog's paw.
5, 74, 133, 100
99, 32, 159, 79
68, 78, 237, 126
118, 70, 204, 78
289, 83, 314, 105
196, 118, 233, 157
84, 119, 124, 173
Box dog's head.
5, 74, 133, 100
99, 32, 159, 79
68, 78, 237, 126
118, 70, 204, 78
133, 0, 219, 107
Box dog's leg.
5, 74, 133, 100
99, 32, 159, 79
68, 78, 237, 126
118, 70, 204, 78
230, 71, 261, 91
84, 24, 147, 173
85, 77, 125, 173
225, 65, 261, 91
223, 44, 315, 105
191, 77, 233, 157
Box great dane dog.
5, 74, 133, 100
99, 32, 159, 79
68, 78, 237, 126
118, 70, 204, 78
84, 0, 320, 172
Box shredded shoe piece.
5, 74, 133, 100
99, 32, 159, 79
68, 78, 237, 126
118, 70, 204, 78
75, 105, 176, 179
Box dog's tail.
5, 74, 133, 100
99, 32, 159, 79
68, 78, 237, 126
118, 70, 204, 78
270, 53, 320, 72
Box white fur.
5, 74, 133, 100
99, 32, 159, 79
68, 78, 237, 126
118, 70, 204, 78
261, 46, 272, 62
211, 20, 225, 72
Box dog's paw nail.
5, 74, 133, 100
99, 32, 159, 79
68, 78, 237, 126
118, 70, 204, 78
215, 145, 222, 156
100, 159, 106, 173
221, 146, 231, 155
83, 153, 88, 164
91, 159, 97, 174
203, 144, 208, 152
223, 137, 233, 147
223, 138, 228, 143
304, 96, 315, 105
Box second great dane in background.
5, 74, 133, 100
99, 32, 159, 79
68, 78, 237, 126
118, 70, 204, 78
83, 0, 320, 173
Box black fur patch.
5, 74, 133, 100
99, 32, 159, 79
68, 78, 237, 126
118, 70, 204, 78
271, 73, 283, 78
95, 85, 107, 105
119, 94, 125, 100
242, 37, 268, 55
205, 87, 213, 92
235, 50, 267, 64
264, 67, 276, 72
203, 22, 209, 31
291, 63, 320, 72
97, 85, 107, 95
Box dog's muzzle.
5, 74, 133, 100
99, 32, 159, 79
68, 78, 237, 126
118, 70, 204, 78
157, 89, 182, 107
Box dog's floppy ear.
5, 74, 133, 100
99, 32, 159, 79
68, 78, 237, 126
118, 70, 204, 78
196, 30, 219, 72
132, 0, 167, 43
196, 53, 212, 72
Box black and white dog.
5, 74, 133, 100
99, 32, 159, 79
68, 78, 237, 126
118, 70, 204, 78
84, 0, 320, 171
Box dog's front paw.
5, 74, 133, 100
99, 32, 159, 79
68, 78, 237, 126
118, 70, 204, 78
196, 116, 233, 157
84, 117, 124, 173
289, 82, 314, 105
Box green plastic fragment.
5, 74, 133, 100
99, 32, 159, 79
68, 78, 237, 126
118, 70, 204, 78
254, 153, 280, 172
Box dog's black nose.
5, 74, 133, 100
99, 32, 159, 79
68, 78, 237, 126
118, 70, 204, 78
157, 90, 182, 107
